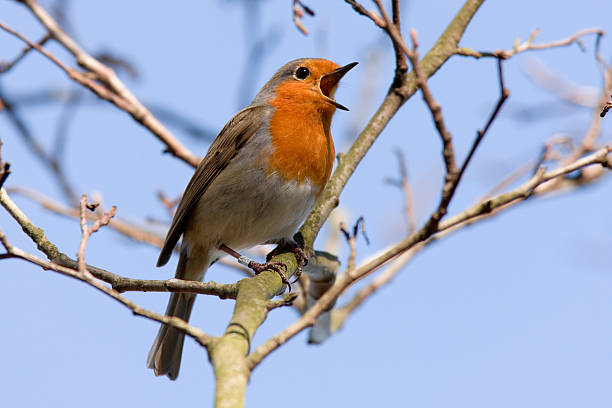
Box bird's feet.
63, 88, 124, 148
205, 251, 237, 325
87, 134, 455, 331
220, 242, 306, 292
266, 239, 308, 283
244, 259, 291, 290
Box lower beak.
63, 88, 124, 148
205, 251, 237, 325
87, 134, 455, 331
319, 62, 358, 111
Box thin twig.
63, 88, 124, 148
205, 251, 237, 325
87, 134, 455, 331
441, 146, 612, 230
349, 10, 505, 236
482, 161, 535, 200
0, 33, 50, 73
371, 0, 414, 61
390, 0, 407, 73
10, 186, 167, 248
267, 292, 298, 311
405, 29, 460, 234
0, 13, 199, 167
430, 54, 508, 234
339, 217, 368, 272
344, 0, 386, 28
534, 65, 610, 193
76, 194, 117, 277
407, 29, 458, 176
384, 150, 417, 231
292, 0, 315, 35
455, 58, 510, 185
394, 149, 417, 233
455, 28, 605, 59
157, 190, 180, 217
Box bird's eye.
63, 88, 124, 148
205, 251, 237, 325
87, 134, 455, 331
295, 67, 310, 80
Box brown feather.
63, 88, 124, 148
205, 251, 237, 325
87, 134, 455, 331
157, 105, 267, 266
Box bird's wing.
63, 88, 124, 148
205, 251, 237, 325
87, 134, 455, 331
157, 105, 268, 267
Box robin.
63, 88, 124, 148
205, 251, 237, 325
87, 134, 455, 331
147, 58, 357, 379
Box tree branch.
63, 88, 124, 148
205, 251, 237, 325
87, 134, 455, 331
455, 27, 605, 59
0, 188, 238, 297
2, 6, 200, 167
6, 186, 251, 274
210, 251, 299, 406
0, 32, 50, 73
344, 1, 386, 28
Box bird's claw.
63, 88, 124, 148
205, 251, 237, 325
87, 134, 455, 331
248, 260, 291, 292
266, 240, 308, 284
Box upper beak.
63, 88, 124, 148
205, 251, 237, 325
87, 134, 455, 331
319, 62, 358, 111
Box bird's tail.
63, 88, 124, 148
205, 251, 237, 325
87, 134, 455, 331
147, 246, 209, 380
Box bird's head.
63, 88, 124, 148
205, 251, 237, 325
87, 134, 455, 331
255, 58, 357, 111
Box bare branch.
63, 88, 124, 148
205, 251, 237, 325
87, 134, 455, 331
344, 0, 386, 28
9, 186, 167, 248
455, 27, 605, 59
157, 190, 180, 217
369, 0, 414, 63
531, 65, 610, 194
0, 188, 238, 298
76, 195, 117, 277
406, 29, 458, 177
267, 292, 298, 311
1, 8, 200, 167
112, 278, 238, 298
0, 33, 50, 73
455, 58, 510, 183
385, 149, 417, 234
7, 186, 250, 274
339, 217, 369, 272
403, 30, 508, 241
440, 146, 612, 231
390, 0, 407, 72
293, 0, 315, 35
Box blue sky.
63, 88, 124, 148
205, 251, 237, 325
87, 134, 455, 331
1, 1, 611, 407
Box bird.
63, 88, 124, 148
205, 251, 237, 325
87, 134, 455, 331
147, 58, 357, 380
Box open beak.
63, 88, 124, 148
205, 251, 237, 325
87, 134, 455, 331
319, 62, 358, 111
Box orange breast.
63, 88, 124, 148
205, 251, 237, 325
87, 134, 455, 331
266, 81, 336, 193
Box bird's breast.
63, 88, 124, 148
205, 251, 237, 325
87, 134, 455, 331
265, 85, 335, 193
